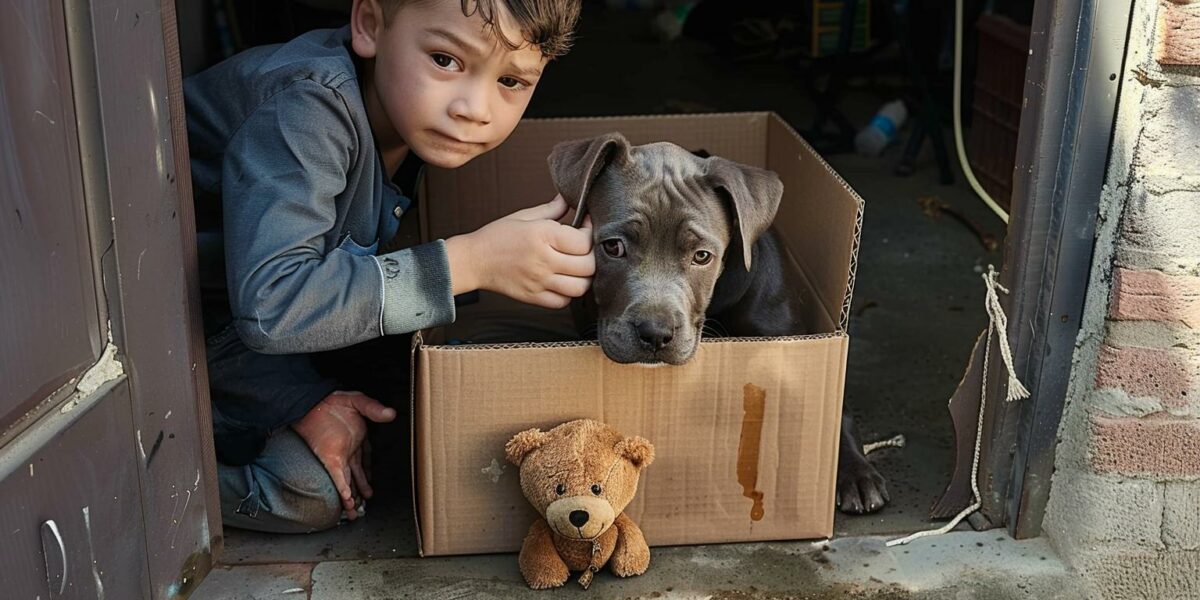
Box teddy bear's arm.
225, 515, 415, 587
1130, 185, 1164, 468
608, 512, 651, 577
519, 519, 571, 589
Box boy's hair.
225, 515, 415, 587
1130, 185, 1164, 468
381, 0, 581, 59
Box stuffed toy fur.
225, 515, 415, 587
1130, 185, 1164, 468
505, 419, 655, 589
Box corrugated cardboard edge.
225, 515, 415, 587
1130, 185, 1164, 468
409, 329, 427, 558
826, 333, 850, 537
763, 113, 865, 333
419, 332, 843, 351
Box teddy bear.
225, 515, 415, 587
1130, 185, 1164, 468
504, 419, 655, 590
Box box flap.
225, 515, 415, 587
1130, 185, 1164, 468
766, 114, 863, 332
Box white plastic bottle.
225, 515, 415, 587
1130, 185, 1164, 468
855, 99, 909, 157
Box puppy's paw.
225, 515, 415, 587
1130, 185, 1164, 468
836, 460, 890, 515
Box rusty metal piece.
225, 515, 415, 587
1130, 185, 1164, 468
918, 197, 1000, 252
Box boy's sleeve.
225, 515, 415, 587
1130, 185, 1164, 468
222, 79, 455, 354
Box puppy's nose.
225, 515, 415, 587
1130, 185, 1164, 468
569, 510, 590, 527
635, 320, 674, 350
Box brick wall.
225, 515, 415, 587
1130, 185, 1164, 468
1042, 1, 1200, 598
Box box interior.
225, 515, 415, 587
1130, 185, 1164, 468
420, 112, 863, 348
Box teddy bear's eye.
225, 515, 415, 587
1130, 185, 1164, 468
591, 484, 602, 496
555, 484, 567, 496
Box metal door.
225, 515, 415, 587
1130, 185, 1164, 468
1, 0, 221, 597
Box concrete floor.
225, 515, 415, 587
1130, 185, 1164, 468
193, 5, 1047, 598
198, 532, 1083, 600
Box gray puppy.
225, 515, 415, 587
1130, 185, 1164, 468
549, 132, 889, 514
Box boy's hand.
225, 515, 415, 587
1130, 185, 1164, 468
291, 390, 396, 518
446, 195, 595, 309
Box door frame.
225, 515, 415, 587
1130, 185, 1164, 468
63, 0, 223, 593
83, 0, 1135, 576
980, 0, 1135, 538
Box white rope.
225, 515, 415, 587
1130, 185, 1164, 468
983, 266, 1031, 402
863, 434, 907, 455
886, 266, 1029, 547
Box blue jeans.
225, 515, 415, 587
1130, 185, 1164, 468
217, 428, 343, 533
211, 331, 413, 534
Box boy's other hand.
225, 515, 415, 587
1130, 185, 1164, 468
291, 390, 396, 518
446, 195, 595, 309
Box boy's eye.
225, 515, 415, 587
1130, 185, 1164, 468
430, 53, 459, 71
602, 239, 625, 258
498, 76, 526, 91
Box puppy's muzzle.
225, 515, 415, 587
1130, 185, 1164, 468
634, 318, 676, 350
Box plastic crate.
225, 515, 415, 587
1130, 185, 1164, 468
812, 0, 872, 57
967, 14, 1030, 212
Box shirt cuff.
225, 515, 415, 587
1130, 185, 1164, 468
373, 240, 456, 335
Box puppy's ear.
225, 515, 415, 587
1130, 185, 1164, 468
505, 428, 550, 466
615, 436, 655, 470
705, 158, 783, 270
548, 133, 631, 227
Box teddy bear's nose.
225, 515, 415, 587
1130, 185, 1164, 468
569, 510, 590, 527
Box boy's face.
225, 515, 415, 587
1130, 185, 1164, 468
353, 0, 549, 169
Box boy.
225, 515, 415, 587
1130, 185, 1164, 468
185, 0, 588, 533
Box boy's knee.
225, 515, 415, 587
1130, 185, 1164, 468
289, 471, 344, 532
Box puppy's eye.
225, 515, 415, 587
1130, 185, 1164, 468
555, 484, 567, 495
693, 250, 714, 265
602, 239, 626, 258
591, 484, 602, 496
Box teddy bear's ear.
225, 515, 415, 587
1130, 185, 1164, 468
615, 436, 655, 470
505, 428, 550, 466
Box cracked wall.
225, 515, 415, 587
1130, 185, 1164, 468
1044, 1, 1200, 598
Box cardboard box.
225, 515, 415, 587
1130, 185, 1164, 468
411, 113, 863, 556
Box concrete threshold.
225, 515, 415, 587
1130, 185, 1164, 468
194, 531, 1085, 600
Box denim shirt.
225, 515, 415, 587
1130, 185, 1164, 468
186, 26, 455, 354
185, 27, 456, 464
